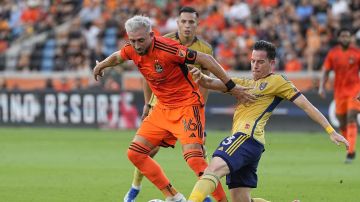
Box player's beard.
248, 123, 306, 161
340, 42, 350, 49
136, 45, 151, 55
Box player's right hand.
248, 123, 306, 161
229, 85, 256, 104
93, 60, 105, 81
141, 104, 151, 121
188, 65, 203, 83
329, 131, 349, 150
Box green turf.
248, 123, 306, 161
0, 128, 358, 202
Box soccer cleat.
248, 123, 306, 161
203, 196, 212, 202
124, 186, 140, 202
345, 152, 356, 164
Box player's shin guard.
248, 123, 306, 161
127, 142, 170, 191
347, 122, 357, 154
184, 149, 227, 201
188, 173, 220, 202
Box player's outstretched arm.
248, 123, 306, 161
189, 66, 253, 96
189, 66, 227, 91
193, 53, 255, 103
292, 94, 349, 148
93, 51, 124, 81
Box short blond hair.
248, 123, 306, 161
125, 15, 152, 33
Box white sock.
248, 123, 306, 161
131, 184, 141, 190
165, 193, 185, 201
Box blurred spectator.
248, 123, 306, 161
284, 52, 303, 72
17, 51, 31, 71
0, 77, 7, 89
44, 78, 54, 91
79, 0, 101, 25
104, 76, 120, 92
73, 77, 83, 91
0, 0, 358, 73
0, 20, 10, 53
226, 0, 251, 21
55, 77, 71, 92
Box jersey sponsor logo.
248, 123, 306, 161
217, 146, 224, 151
154, 60, 163, 73
259, 82, 268, 90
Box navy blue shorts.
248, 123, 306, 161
212, 132, 264, 189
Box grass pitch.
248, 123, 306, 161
0, 128, 359, 202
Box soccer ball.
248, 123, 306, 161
148, 199, 165, 202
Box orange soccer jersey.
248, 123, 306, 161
120, 36, 204, 108
323, 45, 360, 99
120, 36, 205, 146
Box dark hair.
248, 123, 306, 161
337, 27, 352, 37
253, 40, 276, 60
179, 6, 199, 18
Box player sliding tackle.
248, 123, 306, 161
186, 40, 349, 202
93, 15, 255, 202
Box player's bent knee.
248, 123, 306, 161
205, 157, 229, 177
127, 142, 151, 165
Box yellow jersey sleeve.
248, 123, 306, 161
274, 75, 301, 101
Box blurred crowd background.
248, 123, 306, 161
0, 0, 359, 90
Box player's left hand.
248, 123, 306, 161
329, 132, 349, 149
357, 93, 360, 101
229, 85, 256, 104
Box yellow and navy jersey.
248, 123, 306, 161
148, 32, 213, 107
231, 74, 301, 145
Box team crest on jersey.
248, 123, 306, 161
259, 82, 268, 90
154, 60, 163, 73
178, 49, 186, 57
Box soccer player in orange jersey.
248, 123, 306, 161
319, 28, 360, 163
124, 7, 217, 202
93, 15, 255, 202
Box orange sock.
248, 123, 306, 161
183, 149, 208, 176
347, 123, 358, 154
212, 182, 227, 201
184, 149, 227, 201
128, 142, 170, 191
